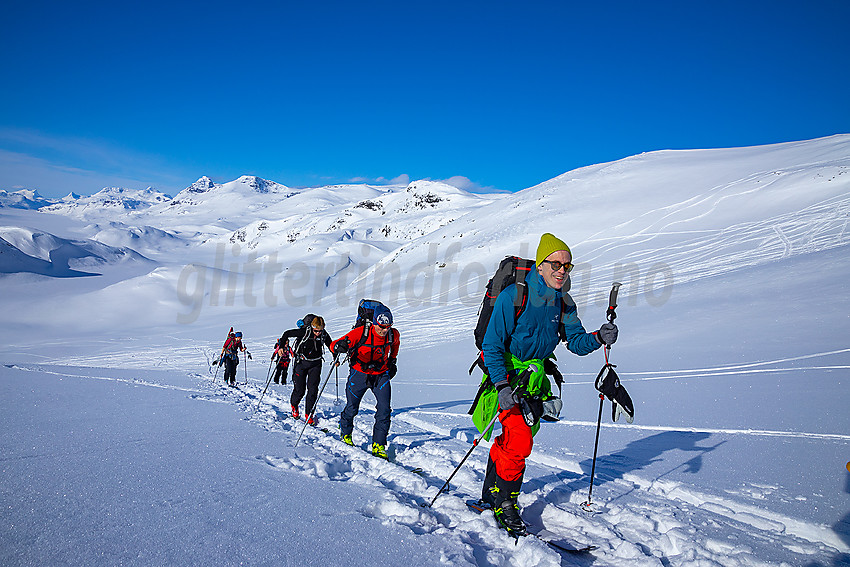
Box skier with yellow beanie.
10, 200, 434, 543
479, 233, 619, 537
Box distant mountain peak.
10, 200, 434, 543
234, 175, 289, 194
186, 176, 218, 194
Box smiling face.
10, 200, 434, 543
538, 249, 573, 290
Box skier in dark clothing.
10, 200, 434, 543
330, 305, 399, 460
271, 337, 292, 385
280, 316, 333, 425
220, 331, 251, 387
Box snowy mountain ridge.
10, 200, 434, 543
0, 188, 53, 209
40, 186, 173, 214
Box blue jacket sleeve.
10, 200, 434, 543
481, 285, 517, 385
561, 302, 602, 356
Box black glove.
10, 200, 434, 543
211, 359, 218, 367
595, 363, 634, 424
543, 358, 564, 388
596, 322, 619, 346
247, 351, 252, 360
496, 380, 516, 410
333, 339, 349, 356
387, 358, 397, 379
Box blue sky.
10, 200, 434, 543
1, 0, 848, 198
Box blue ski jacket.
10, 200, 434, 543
482, 270, 601, 385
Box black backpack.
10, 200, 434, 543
293, 313, 320, 358
353, 299, 387, 328
298, 313, 317, 329
470, 256, 569, 374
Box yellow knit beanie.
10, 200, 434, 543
535, 233, 571, 267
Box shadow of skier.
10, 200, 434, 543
803, 466, 850, 567
526, 431, 721, 505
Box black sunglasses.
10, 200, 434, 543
542, 259, 574, 273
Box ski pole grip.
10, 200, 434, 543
511, 363, 539, 394
607, 282, 622, 322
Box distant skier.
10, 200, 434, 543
220, 331, 251, 387
330, 304, 399, 460
271, 337, 292, 385
280, 316, 333, 425
475, 233, 618, 537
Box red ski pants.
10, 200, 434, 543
488, 405, 533, 482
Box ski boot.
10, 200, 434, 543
371, 442, 388, 460
494, 498, 527, 537
485, 465, 527, 537
306, 414, 316, 427
291, 405, 300, 420
341, 434, 354, 446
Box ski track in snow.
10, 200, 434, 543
9, 362, 846, 566
573, 191, 850, 306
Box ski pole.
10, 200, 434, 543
213, 353, 222, 382
426, 364, 537, 508
581, 392, 605, 512
213, 347, 226, 383
257, 356, 276, 410
335, 363, 340, 404
294, 352, 345, 448
581, 282, 622, 512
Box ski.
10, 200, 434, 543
533, 531, 597, 554
466, 499, 597, 554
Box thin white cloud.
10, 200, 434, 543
438, 175, 504, 194
0, 128, 187, 198
350, 173, 410, 186
347, 172, 504, 193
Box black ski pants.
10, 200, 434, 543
290, 359, 322, 415
273, 361, 289, 384
223, 356, 239, 384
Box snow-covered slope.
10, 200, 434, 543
0, 225, 151, 276
1, 135, 849, 567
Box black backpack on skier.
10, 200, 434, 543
353, 299, 387, 329
473, 256, 535, 352
470, 256, 569, 371
293, 313, 320, 358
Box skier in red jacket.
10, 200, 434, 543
331, 305, 399, 460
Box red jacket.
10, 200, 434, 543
223, 336, 245, 355
332, 325, 399, 375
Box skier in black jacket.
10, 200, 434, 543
280, 316, 333, 425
